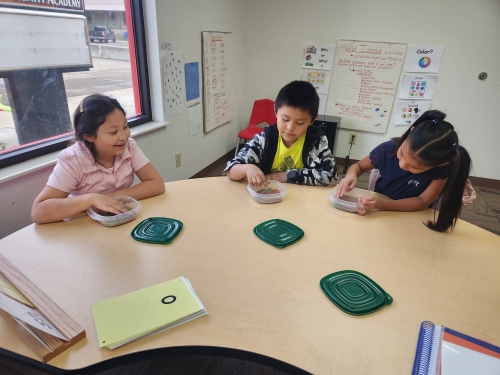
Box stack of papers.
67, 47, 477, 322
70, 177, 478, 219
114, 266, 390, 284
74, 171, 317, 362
0, 275, 68, 352
91, 277, 207, 349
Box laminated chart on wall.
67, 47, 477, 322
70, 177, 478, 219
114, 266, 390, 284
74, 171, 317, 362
163, 52, 186, 118
399, 74, 437, 100
187, 100, 203, 136
302, 70, 332, 95
394, 101, 431, 126
302, 45, 335, 70
403, 45, 444, 74
185, 62, 200, 101
202, 31, 233, 133
326, 40, 407, 134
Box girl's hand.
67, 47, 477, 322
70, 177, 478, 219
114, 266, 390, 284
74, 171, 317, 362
247, 165, 268, 187
355, 196, 382, 216
337, 174, 358, 198
90, 194, 129, 215
266, 171, 286, 183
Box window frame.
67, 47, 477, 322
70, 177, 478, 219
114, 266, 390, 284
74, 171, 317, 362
0, 0, 151, 169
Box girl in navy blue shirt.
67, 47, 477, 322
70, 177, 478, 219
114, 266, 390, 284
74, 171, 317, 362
337, 110, 471, 232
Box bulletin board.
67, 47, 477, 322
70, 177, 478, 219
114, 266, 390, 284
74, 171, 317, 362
325, 40, 407, 134
201, 31, 233, 133
0, 8, 91, 71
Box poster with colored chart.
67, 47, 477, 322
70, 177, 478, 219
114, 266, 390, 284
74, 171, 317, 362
301, 69, 332, 95
326, 40, 407, 134
403, 45, 444, 73
399, 74, 437, 100
394, 101, 431, 126
302, 45, 335, 70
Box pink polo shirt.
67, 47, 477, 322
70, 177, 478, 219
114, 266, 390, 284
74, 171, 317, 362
47, 138, 150, 197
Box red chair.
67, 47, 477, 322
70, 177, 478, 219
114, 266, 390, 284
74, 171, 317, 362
235, 99, 277, 157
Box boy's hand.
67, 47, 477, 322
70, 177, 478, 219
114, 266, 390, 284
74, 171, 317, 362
247, 165, 268, 187
355, 196, 381, 216
337, 174, 358, 198
90, 194, 129, 215
266, 172, 286, 183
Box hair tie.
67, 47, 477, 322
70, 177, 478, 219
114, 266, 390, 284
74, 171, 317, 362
432, 119, 438, 124
451, 143, 457, 151
79, 100, 84, 113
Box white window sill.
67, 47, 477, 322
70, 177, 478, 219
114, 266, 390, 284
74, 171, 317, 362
0, 121, 168, 184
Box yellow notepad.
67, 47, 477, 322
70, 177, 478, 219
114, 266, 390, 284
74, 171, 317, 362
91, 277, 207, 349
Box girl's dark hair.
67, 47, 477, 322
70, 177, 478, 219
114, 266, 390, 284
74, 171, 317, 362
391, 110, 471, 232
70, 94, 126, 160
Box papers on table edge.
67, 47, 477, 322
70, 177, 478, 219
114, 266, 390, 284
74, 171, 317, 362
0, 291, 68, 341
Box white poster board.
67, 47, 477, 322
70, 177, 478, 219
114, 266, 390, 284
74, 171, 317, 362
326, 40, 407, 134
302, 45, 335, 70
0, 8, 91, 71
394, 101, 431, 126
163, 51, 186, 118
202, 31, 233, 133
399, 74, 437, 100
301, 70, 332, 95
403, 45, 444, 74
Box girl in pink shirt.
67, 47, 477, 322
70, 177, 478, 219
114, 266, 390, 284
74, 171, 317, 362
32, 94, 165, 224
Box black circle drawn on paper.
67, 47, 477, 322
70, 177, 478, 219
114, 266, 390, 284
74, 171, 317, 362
162, 295, 176, 304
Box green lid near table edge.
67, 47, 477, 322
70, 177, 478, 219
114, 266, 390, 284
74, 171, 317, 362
320, 270, 393, 316
253, 219, 304, 249
131, 217, 183, 244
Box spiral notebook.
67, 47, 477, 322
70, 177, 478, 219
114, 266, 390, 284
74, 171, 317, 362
412, 321, 500, 375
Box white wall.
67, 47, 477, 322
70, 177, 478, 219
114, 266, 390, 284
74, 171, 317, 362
240, 0, 500, 180
1, 0, 499, 239
0, 0, 246, 239
142, 0, 245, 182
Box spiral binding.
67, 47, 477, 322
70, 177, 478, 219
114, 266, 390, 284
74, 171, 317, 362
412, 321, 435, 375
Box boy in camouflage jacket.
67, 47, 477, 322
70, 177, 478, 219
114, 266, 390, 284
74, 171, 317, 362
224, 81, 338, 186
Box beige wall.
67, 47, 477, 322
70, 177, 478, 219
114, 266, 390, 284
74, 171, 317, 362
239, 0, 500, 181
1, 0, 499, 239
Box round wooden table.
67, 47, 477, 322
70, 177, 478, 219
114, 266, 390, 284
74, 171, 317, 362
1, 177, 499, 374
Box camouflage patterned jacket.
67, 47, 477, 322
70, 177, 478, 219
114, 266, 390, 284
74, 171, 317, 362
223, 125, 338, 186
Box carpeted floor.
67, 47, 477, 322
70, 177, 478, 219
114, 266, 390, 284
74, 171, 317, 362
205, 162, 500, 236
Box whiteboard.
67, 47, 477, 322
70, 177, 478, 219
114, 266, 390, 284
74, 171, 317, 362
0, 8, 92, 71
326, 40, 407, 134
201, 31, 233, 133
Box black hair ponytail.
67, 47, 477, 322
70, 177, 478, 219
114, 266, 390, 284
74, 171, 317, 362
427, 145, 471, 232
70, 94, 126, 161
391, 110, 472, 232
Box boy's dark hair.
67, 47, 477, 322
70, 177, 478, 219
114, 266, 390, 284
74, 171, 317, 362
392, 110, 472, 232
274, 81, 319, 121
70, 94, 126, 160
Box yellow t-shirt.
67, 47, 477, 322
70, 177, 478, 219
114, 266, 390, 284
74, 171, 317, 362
271, 133, 305, 172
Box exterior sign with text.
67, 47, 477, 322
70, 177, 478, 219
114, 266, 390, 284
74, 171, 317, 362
0, 0, 84, 13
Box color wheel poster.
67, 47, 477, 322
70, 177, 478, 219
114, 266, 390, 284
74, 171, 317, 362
399, 74, 437, 100
403, 45, 444, 74
326, 40, 407, 134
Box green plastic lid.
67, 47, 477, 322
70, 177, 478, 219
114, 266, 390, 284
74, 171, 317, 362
131, 217, 183, 244
253, 219, 304, 249
320, 270, 393, 316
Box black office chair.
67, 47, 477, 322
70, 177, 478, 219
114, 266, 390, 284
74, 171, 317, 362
0, 346, 312, 375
